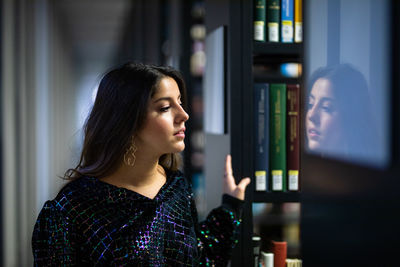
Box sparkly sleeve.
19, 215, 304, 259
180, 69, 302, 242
192, 193, 245, 266
32, 200, 77, 266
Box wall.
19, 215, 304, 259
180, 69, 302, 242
2, 0, 77, 265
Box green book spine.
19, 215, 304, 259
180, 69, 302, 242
254, 0, 266, 42
269, 83, 287, 191
267, 0, 280, 42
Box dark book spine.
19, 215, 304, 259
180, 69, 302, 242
254, 0, 267, 42
254, 83, 269, 191
267, 0, 280, 42
286, 84, 300, 191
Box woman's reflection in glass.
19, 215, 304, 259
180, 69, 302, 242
306, 64, 377, 162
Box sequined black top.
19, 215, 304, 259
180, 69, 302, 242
32, 170, 244, 266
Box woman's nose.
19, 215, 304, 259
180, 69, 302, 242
181, 109, 189, 122
177, 105, 189, 122
307, 105, 319, 125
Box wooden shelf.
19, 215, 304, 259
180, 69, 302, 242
253, 192, 301, 203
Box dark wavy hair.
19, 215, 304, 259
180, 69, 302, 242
64, 62, 188, 180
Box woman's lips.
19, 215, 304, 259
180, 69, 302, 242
174, 130, 185, 138
308, 129, 320, 139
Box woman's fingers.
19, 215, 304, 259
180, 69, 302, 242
233, 178, 251, 201
223, 155, 251, 200
238, 177, 251, 191
225, 154, 232, 177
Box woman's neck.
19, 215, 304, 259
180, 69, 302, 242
101, 155, 166, 192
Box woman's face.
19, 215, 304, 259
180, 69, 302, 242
306, 78, 343, 151
136, 77, 189, 156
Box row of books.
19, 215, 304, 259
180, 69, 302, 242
253, 237, 302, 267
254, 0, 302, 43
254, 83, 300, 192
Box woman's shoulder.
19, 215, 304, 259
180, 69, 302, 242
166, 168, 188, 185
166, 168, 184, 179
46, 171, 189, 212
57, 176, 98, 198
164, 168, 194, 195
43, 177, 104, 215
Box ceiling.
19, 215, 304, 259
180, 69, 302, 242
53, 0, 132, 71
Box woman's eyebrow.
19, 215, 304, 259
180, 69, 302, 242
153, 95, 181, 103
320, 97, 335, 102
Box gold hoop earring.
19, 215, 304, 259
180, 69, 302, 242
124, 136, 137, 167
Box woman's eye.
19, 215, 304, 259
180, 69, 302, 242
160, 106, 170, 112
308, 100, 314, 109
322, 105, 333, 113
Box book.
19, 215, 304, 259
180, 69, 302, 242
269, 83, 287, 191
287, 84, 300, 191
281, 0, 294, 43
254, 0, 267, 42
252, 236, 262, 267
267, 0, 280, 42
294, 0, 302, 43
286, 259, 303, 267
261, 252, 274, 267
254, 83, 269, 191
271, 241, 287, 267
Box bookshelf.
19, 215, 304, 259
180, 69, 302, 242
251, 1, 303, 265
203, 0, 400, 265
253, 42, 302, 55
181, 0, 208, 219
253, 192, 300, 203
204, 0, 302, 266
251, 43, 302, 267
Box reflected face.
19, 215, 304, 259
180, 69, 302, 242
306, 78, 343, 151
136, 77, 189, 156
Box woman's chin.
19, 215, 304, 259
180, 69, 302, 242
307, 140, 322, 152
172, 144, 185, 153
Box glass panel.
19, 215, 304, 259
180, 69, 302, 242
305, 0, 390, 168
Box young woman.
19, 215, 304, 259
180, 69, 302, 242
306, 64, 378, 161
32, 62, 250, 266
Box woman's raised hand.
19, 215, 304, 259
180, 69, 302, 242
223, 155, 251, 201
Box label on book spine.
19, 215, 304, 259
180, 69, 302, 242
254, 21, 265, 41
288, 170, 299, 190
255, 171, 267, 191
272, 170, 283, 191
268, 23, 279, 42
281, 21, 293, 42
295, 22, 302, 43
